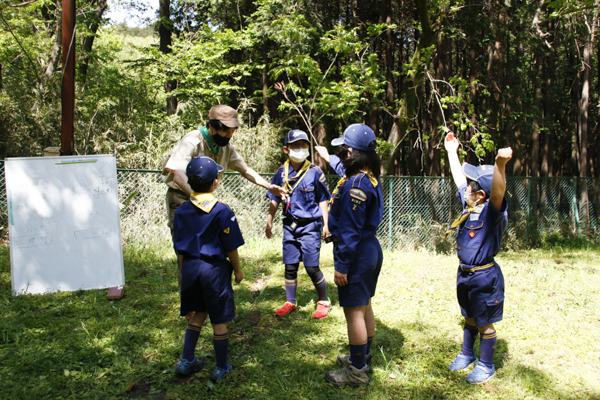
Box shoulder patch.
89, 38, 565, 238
319, 173, 326, 183
223, 227, 230, 234
349, 188, 367, 202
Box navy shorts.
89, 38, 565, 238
337, 237, 383, 307
282, 219, 322, 267
456, 262, 505, 327
180, 257, 236, 325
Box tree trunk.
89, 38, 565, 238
160, 0, 177, 115
541, 16, 555, 177
384, 0, 434, 174
78, 0, 108, 83
38, 0, 62, 96
570, 40, 580, 176
531, 48, 543, 178
578, 8, 597, 226
262, 45, 269, 122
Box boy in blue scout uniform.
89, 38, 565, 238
315, 124, 384, 387
443, 133, 513, 384
265, 130, 332, 319
172, 156, 245, 381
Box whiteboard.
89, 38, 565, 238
5, 155, 125, 295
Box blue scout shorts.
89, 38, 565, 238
180, 257, 236, 325
282, 219, 322, 267
337, 237, 383, 307
456, 262, 505, 327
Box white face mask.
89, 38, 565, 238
289, 148, 310, 163
465, 190, 484, 207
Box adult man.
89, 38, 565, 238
163, 105, 285, 231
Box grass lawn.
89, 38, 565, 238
1, 239, 599, 399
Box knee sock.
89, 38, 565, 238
305, 265, 327, 301
313, 276, 328, 301
366, 335, 374, 356
182, 324, 201, 361
284, 279, 297, 304
349, 342, 367, 369
461, 323, 479, 357
479, 330, 497, 369
284, 263, 299, 304
213, 332, 229, 369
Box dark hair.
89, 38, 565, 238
207, 119, 227, 130
467, 179, 486, 198
339, 142, 381, 178
188, 176, 214, 193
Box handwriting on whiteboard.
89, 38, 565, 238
14, 233, 52, 249
74, 229, 111, 239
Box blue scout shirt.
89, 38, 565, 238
266, 161, 330, 219
173, 193, 244, 260
329, 171, 384, 274
455, 183, 508, 267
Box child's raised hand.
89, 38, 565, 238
314, 146, 330, 163
495, 147, 513, 166
444, 133, 459, 153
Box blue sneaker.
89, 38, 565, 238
466, 363, 496, 384
448, 353, 478, 371
211, 363, 233, 381
175, 356, 205, 375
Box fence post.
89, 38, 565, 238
388, 177, 393, 251
573, 179, 581, 237
526, 178, 531, 245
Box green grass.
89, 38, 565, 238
1, 239, 599, 399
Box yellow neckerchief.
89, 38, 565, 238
283, 159, 311, 194
442, 204, 480, 241
329, 169, 377, 210
190, 192, 218, 213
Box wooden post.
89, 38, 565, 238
61, 0, 76, 155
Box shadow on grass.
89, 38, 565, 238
2, 244, 599, 400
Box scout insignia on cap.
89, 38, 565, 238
224, 227, 230, 234
349, 188, 367, 202
469, 231, 476, 238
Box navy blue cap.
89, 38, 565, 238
331, 123, 377, 152
284, 129, 309, 146
462, 163, 493, 197
186, 156, 224, 183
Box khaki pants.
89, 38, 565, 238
165, 188, 189, 288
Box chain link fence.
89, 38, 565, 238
1, 160, 599, 250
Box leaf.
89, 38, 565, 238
484, 384, 495, 391
319, 354, 327, 359
126, 382, 135, 392
389, 373, 397, 379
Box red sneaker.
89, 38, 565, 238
275, 301, 297, 317
313, 300, 332, 319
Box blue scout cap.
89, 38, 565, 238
186, 156, 224, 183
462, 163, 493, 197
331, 123, 377, 152
284, 129, 310, 146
